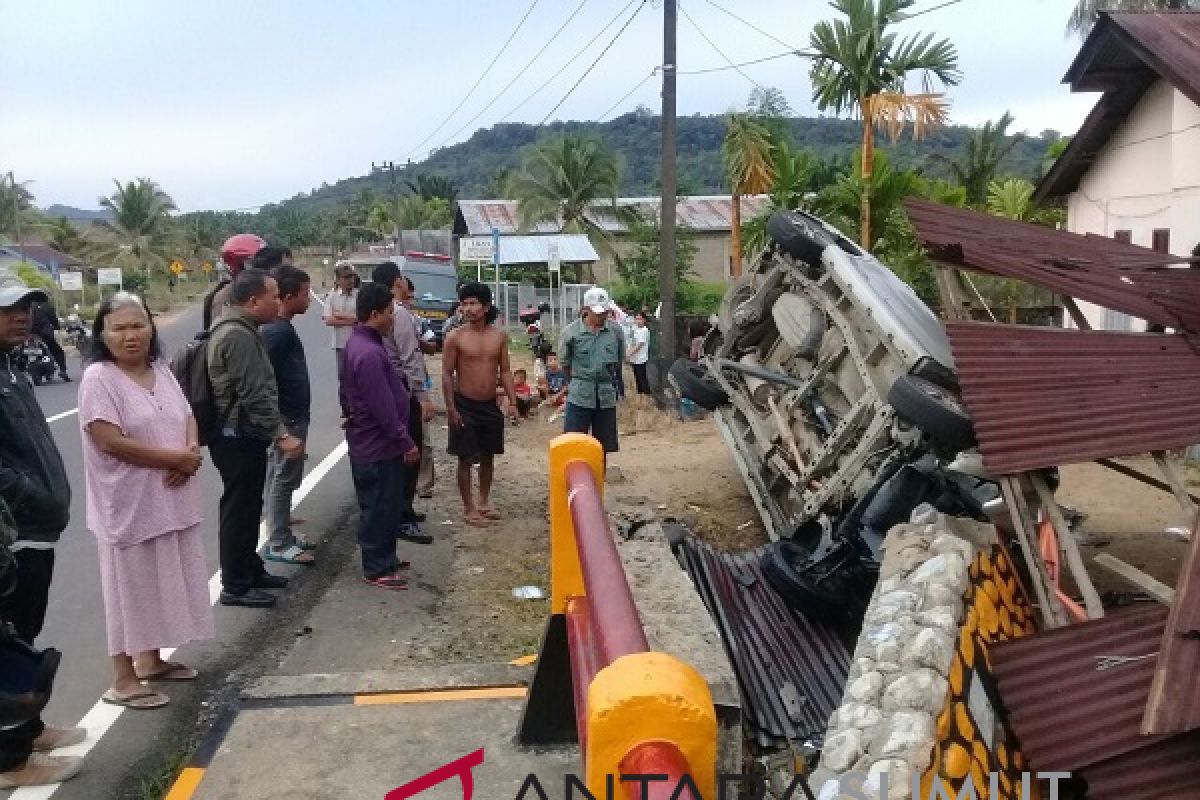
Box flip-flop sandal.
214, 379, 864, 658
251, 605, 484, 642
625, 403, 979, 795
136, 662, 198, 682
265, 544, 316, 565
102, 688, 169, 709
478, 508, 502, 521
463, 513, 492, 528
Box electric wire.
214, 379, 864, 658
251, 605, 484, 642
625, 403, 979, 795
597, 69, 657, 121
678, 2, 764, 90
677, 50, 809, 75
429, 0, 591, 157
537, 0, 648, 125
401, 0, 541, 162
499, 0, 642, 123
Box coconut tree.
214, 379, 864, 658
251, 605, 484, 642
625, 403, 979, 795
92, 178, 179, 277
43, 217, 88, 257
986, 178, 1062, 226
508, 135, 621, 279
741, 142, 818, 255
0, 174, 39, 242
405, 174, 458, 207
723, 113, 776, 277
930, 112, 1023, 207
1068, 0, 1195, 36
809, 0, 960, 248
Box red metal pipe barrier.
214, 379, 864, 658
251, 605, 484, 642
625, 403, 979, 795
565, 460, 650, 663
619, 741, 696, 800
565, 596, 601, 752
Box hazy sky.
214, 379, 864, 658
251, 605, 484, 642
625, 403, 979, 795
0, 0, 1098, 212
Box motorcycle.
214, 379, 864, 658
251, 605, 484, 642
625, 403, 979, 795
15, 337, 56, 386
519, 303, 552, 359
65, 304, 90, 354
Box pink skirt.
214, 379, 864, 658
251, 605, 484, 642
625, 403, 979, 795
96, 525, 215, 656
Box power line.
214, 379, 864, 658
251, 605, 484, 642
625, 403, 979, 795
907, 0, 965, 19
678, 3, 764, 90
401, 0, 541, 162
538, 0, 648, 125
677, 49, 808, 75
597, 69, 658, 121
499, 0, 642, 123
702, 0, 802, 52
428, 0, 591, 158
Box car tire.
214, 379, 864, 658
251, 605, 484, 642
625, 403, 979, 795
767, 212, 835, 268
761, 540, 869, 620
887, 375, 977, 452
718, 274, 757, 333
668, 359, 728, 410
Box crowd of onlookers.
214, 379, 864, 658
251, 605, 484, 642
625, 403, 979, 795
0, 232, 655, 787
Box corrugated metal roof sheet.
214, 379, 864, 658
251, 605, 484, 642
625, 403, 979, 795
1105, 12, 1200, 107
989, 604, 1200, 799
0, 244, 84, 268
945, 322, 1200, 475
1143, 511, 1200, 735
457, 234, 598, 265
673, 535, 851, 748
455, 196, 769, 236
905, 199, 1200, 334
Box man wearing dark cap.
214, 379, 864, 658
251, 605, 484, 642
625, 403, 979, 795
0, 286, 84, 787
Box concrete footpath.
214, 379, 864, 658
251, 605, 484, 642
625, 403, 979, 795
163, 527, 576, 800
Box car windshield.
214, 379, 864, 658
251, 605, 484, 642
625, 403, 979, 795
407, 269, 457, 303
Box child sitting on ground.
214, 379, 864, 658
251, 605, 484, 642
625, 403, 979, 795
512, 369, 534, 418
539, 351, 568, 407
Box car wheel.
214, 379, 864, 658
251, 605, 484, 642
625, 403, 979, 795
668, 359, 728, 410
767, 212, 835, 268
887, 375, 977, 452
761, 540, 870, 620
718, 274, 757, 333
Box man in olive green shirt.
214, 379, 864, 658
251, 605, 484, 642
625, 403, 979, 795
559, 287, 626, 453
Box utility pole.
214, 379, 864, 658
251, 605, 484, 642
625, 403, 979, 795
373, 160, 400, 255
658, 0, 678, 360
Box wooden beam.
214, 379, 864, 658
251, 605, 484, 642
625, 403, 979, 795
1143, 511, 1200, 735
1092, 553, 1176, 605
1029, 472, 1105, 620
1152, 451, 1200, 519
1096, 457, 1200, 507
1062, 296, 1092, 330
1000, 476, 1067, 628
934, 266, 969, 321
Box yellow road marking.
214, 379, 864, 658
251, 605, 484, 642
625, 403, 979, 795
354, 687, 527, 706
163, 767, 206, 800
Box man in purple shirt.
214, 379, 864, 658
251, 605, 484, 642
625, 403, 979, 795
339, 283, 420, 590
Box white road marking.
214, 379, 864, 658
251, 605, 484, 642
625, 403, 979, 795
45, 408, 78, 424
10, 439, 350, 799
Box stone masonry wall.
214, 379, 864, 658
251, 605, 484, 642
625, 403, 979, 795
811, 509, 996, 800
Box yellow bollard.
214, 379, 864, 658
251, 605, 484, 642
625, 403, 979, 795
549, 433, 605, 615
586, 652, 717, 798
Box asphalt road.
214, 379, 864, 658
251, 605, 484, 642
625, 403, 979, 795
4, 298, 359, 799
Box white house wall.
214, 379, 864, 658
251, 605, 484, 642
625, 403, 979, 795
1066, 79, 1200, 331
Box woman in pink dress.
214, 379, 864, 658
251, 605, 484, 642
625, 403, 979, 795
79, 292, 214, 710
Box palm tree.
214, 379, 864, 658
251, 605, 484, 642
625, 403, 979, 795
0, 174, 38, 242
931, 112, 1023, 207
508, 136, 621, 279
809, 0, 960, 248
92, 178, 179, 277
723, 113, 776, 277
986, 178, 1062, 226
1068, 0, 1195, 36
43, 217, 88, 257
405, 174, 458, 207
742, 142, 818, 255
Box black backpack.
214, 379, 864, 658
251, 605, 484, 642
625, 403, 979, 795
171, 319, 237, 446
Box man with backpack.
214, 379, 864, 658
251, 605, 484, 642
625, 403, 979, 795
202, 233, 266, 330
206, 271, 303, 608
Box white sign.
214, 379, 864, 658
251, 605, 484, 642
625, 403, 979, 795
97, 267, 123, 286
58, 271, 83, 291
459, 236, 495, 261
547, 241, 561, 273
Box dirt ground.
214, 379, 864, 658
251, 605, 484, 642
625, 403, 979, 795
403, 353, 1195, 666
404, 355, 765, 666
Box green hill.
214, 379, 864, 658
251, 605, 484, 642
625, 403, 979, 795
276, 111, 1061, 211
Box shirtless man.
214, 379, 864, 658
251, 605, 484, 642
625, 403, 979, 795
441, 282, 516, 527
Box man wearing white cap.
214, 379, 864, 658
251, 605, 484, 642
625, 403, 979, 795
558, 287, 626, 456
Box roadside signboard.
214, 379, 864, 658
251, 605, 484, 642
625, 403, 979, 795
459, 236, 495, 262
97, 267, 123, 286
58, 271, 83, 291
547, 241, 561, 273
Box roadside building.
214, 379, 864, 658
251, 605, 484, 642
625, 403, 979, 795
454, 195, 769, 286
1036, 10, 1200, 331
